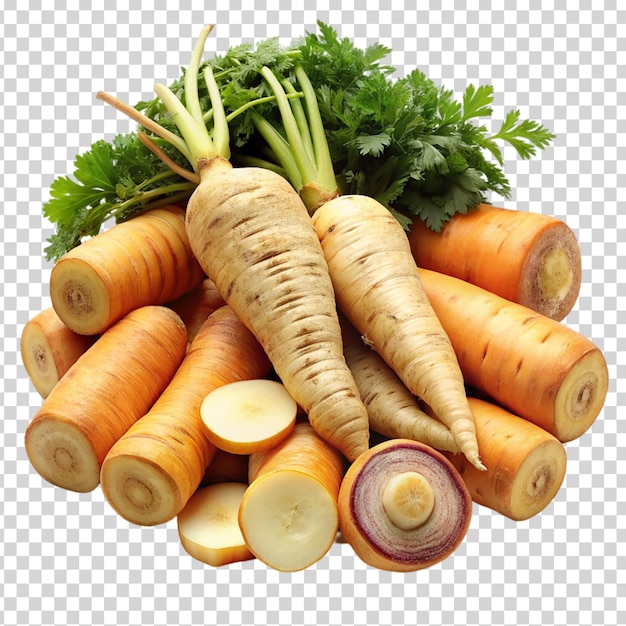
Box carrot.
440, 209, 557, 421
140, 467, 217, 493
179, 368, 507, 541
24, 305, 187, 493
166, 277, 225, 342
340, 319, 459, 453
443, 396, 567, 521
238, 421, 345, 572
338, 439, 473, 572
98, 25, 370, 462
49, 205, 205, 335
418, 268, 609, 442
20, 307, 97, 398
99, 305, 271, 526
408, 203, 582, 321
312, 195, 484, 470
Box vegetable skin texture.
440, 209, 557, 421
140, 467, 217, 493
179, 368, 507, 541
312, 194, 483, 470
338, 438, 472, 572
239, 421, 345, 572
341, 320, 459, 454
49, 205, 204, 335
185, 158, 370, 462
100, 305, 271, 526
418, 268, 608, 442
177, 482, 254, 567
408, 204, 582, 321
24, 305, 187, 493
443, 397, 567, 521
20, 307, 97, 398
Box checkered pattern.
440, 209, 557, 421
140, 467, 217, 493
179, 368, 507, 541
1, 2, 624, 625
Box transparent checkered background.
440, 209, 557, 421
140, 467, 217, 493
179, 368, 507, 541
1, 2, 624, 625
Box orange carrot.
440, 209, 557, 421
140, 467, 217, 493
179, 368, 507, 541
312, 195, 484, 470
338, 438, 473, 572
20, 307, 97, 398
443, 396, 567, 521
418, 268, 609, 442
166, 277, 225, 342
239, 421, 345, 572
100, 305, 271, 526
341, 319, 458, 453
49, 205, 205, 335
99, 26, 370, 462
24, 305, 188, 493
408, 204, 582, 321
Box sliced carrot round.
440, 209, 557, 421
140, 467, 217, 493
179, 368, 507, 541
199, 379, 298, 454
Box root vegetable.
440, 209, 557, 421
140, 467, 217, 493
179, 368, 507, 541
177, 482, 254, 567
408, 204, 582, 321
312, 195, 483, 470
100, 306, 271, 526
49, 205, 204, 335
248, 68, 481, 469
24, 305, 187, 492
20, 307, 97, 398
338, 438, 472, 572
99, 25, 370, 462
419, 268, 609, 442
200, 379, 297, 455
341, 320, 458, 453
444, 397, 567, 520
238, 421, 345, 572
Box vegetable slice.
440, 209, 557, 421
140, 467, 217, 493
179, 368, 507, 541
178, 482, 254, 567
238, 422, 344, 572
338, 438, 472, 572
200, 379, 298, 454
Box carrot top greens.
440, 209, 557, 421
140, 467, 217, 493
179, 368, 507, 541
41, 22, 555, 261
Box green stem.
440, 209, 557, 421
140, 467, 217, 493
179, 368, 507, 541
294, 65, 337, 193
250, 111, 304, 192
260, 66, 317, 187
203, 64, 230, 159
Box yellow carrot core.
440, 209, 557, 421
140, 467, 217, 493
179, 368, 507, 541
537, 248, 573, 302
381, 471, 435, 530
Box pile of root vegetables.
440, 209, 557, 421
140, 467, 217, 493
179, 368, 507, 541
20, 26, 608, 573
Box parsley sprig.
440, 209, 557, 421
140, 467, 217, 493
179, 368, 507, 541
42, 22, 555, 260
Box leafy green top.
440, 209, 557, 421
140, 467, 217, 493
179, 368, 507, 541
41, 21, 555, 261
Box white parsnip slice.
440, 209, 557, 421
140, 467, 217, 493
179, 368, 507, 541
178, 482, 254, 567
200, 379, 297, 454
238, 422, 345, 572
